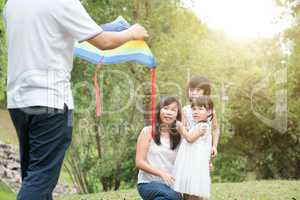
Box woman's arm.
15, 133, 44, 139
135, 127, 161, 176
182, 109, 188, 129
177, 121, 206, 143
135, 127, 174, 185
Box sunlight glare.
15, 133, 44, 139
183, 0, 292, 39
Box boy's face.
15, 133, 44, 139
160, 102, 178, 125
192, 105, 208, 122
189, 87, 205, 99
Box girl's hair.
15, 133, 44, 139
186, 76, 211, 97
191, 96, 214, 119
153, 96, 181, 150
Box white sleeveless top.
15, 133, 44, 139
137, 127, 178, 184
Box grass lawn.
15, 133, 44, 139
57, 180, 300, 200
0, 181, 16, 200
0, 109, 17, 144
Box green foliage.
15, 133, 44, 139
0, 109, 18, 144
212, 153, 248, 182
0, 0, 7, 107
216, 2, 300, 180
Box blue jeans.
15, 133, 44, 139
137, 182, 182, 200
9, 104, 73, 200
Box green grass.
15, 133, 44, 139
1, 179, 298, 200
58, 168, 74, 186
57, 180, 300, 200
0, 109, 17, 144
0, 181, 16, 200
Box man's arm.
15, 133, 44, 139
87, 24, 148, 50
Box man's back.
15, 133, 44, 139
4, 0, 102, 109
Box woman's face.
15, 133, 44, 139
160, 102, 179, 125
189, 87, 205, 99
192, 105, 208, 122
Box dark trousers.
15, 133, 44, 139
8, 105, 73, 200
137, 182, 182, 200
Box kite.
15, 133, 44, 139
74, 16, 157, 137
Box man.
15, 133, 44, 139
3, 0, 148, 199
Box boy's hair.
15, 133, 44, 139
191, 96, 214, 111
186, 76, 211, 97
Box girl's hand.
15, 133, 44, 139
176, 121, 186, 137
211, 146, 218, 158
195, 123, 208, 135
176, 121, 184, 131
160, 171, 175, 186
209, 161, 214, 171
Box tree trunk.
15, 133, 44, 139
114, 162, 122, 190
133, 0, 141, 20
296, 156, 300, 178
114, 178, 121, 191
101, 177, 109, 192
94, 118, 102, 159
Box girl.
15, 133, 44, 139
173, 96, 214, 200
183, 76, 220, 160
136, 96, 206, 200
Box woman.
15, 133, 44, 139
136, 97, 181, 200
135, 96, 183, 200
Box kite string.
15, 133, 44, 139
151, 68, 156, 138
93, 58, 104, 117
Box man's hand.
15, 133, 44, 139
128, 24, 149, 40
87, 24, 149, 50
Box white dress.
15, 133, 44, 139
172, 105, 212, 198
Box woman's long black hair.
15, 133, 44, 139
153, 96, 182, 150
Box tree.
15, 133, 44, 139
0, 0, 7, 107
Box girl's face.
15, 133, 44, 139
189, 87, 205, 99
160, 102, 179, 125
192, 105, 208, 122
